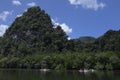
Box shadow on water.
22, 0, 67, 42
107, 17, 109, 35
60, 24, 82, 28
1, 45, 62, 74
0, 69, 120, 80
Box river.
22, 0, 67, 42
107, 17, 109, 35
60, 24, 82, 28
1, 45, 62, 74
0, 69, 120, 80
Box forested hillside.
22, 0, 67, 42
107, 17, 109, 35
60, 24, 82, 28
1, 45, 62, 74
0, 6, 68, 56
94, 30, 120, 52
0, 6, 119, 70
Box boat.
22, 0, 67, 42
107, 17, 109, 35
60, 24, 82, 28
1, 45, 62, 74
79, 69, 84, 72
79, 69, 94, 73
79, 69, 88, 73
40, 69, 50, 72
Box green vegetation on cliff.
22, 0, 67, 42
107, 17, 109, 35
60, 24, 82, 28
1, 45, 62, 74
0, 6, 68, 56
0, 6, 120, 70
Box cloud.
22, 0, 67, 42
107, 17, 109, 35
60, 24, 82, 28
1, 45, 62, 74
69, 0, 106, 11
27, 2, 36, 7
16, 14, 22, 17
52, 19, 72, 34
0, 24, 9, 37
12, 0, 21, 6
67, 37, 71, 40
0, 11, 13, 21
60, 23, 72, 34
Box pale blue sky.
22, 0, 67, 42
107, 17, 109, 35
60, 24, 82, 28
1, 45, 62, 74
0, 0, 120, 38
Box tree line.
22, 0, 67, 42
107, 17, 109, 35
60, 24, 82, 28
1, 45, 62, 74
0, 52, 119, 70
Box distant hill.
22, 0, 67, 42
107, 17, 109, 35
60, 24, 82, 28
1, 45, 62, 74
71, 30, 120, 52
94, 29, 120, 51
77, 36, 96, 43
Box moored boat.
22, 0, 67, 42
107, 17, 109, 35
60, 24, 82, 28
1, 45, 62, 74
40, 69, 50, 72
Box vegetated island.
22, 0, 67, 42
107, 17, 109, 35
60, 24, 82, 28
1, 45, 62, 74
0, 6, 120, 70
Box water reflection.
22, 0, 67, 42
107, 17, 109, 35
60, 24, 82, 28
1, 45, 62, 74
0, 69, 119, 80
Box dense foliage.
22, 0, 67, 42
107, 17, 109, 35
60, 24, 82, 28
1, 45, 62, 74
0, 52, 119, 70
0, 6, 68, 56
71, 30, 120, 52
0, 6, 120, 70
94, 30, 120, 52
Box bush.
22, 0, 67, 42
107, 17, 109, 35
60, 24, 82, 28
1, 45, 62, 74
94, 62, 104, 70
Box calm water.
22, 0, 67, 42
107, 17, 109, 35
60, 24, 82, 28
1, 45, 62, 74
0, 69, 120, 80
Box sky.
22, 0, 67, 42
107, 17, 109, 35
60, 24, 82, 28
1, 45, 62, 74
0, 0, 120, 38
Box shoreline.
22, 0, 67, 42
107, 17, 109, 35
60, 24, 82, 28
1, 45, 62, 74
0, 68, 120, 71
